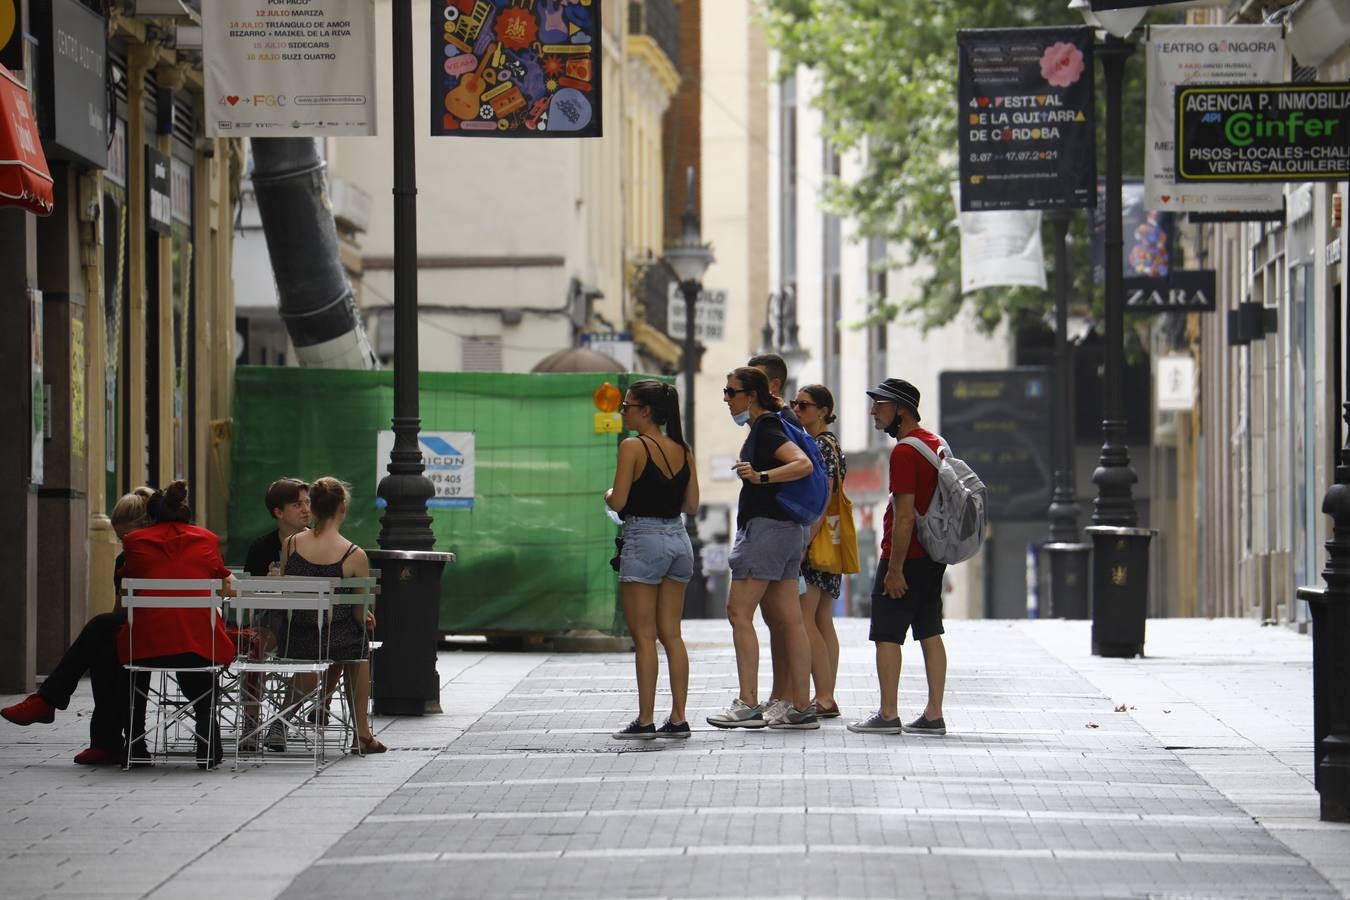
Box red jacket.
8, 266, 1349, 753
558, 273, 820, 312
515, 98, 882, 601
116, 522, 235, 665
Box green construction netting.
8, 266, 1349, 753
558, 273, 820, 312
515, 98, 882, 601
227, 367, 665, 635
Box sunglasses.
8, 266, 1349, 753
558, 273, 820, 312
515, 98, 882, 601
790, 400, 818, 410
619, 401, 645, 412
723, 387, 748, 398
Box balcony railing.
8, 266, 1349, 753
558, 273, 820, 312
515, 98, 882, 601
628, 0, 680, 70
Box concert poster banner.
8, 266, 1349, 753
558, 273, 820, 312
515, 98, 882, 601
204, 0, 377, 137
958, 27, 1096, 212
1145, 25, 1284, 215
431, 0, 603, 138
1176, 83, 1350, 183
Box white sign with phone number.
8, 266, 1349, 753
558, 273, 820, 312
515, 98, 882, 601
375, 431, 475, 509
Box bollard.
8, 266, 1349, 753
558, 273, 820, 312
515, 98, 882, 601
368, 549, 454, 716
1085, 526, 1154, 657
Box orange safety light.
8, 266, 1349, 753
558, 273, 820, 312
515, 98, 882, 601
593, 382, 621, 413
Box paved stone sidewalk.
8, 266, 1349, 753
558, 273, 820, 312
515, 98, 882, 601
3, 618, 1348, 899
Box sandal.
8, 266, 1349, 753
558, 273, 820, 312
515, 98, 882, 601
351, 734, 388, 755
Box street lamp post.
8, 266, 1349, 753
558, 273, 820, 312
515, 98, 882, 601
761, 287, 808, 396
662, 166, 715, 617
1071, 2, 1154, 657
370, 2, 454, 715
1041, 210, 1090, 618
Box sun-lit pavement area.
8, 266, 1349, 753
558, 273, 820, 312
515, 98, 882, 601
2, 617, 1347, 899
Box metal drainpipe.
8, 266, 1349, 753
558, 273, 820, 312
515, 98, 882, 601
249, 137, 376, 369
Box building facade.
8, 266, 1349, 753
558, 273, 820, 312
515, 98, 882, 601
0, 0, 240, 692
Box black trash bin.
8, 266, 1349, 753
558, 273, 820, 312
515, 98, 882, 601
368, 549, 455, 716
1085, 526, 1154, 658
1041, 542, 1092, 619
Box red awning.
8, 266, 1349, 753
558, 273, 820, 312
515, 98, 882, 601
0, 63, 53, 216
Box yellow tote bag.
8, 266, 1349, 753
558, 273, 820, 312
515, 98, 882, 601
807, 436, 860, 575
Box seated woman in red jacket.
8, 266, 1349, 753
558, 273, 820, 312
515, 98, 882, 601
118, 481, 236, 769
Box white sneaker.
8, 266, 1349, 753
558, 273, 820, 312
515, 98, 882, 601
761, 698, 791, 727
706, 698, 766, 729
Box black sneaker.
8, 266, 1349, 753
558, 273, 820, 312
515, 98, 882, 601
611, 719, 656, 740
846, 712, 901, 735
901, 714, 946, 736
654, 718, 690, 740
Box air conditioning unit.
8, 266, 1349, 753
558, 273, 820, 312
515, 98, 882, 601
329, 176, 372, 234
129, 0, 201, 22
1285, 0, 1350, 68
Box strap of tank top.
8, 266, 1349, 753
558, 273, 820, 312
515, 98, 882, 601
638, 433, 676, 478
338, 542, 358, 564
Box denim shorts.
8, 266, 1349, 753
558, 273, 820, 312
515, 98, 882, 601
619, 517, 694, 585
729, 517, 805, 583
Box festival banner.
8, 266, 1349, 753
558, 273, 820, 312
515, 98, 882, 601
1145, 26, 1283, 214
204, 0, 377, 137
431, 0, 603, 138
957, 27, 1096, 212
1092, 179, 1174, 289
1176, 84, 1350, 183
952, 184, 1046, 294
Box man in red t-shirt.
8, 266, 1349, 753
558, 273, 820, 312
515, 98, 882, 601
847, 378, 949, 737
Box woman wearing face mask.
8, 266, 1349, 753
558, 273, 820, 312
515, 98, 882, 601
604, 380, 699, 740
792, 385, 845, 719
707, 367, 819, 730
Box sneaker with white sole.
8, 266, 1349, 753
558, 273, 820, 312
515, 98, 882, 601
706, 698, 766, 729
611, 719, 656, 740
767, 705, 819, 730
846, 712, 902, 734
901, 714, 947, 736
761, 698, 791, 727
654, 718, 691, 739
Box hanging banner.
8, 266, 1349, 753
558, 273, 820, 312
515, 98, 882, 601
952, 184, 1045, 293
1092, 178, 1175, 289
204, 0, 377, 137
1145, 26, 1283, 214
1176, 84, 1350, 183
431, 0, 603, 138
958, 28, 1096, 212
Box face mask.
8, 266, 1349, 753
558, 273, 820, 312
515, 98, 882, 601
732, 409, 751, 427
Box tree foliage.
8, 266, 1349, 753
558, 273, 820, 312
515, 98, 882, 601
761, 0, 1161, 334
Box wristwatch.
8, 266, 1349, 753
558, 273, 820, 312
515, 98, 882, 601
759, 471, 770, 484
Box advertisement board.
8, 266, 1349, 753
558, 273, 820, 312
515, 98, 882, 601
958, 27, 1096, 211
1145, 25, 1284, 215
1176, 84, 1350, 183
204, 0, 377, 137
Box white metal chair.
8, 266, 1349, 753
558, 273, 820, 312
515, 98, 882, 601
317, 572, 381, 752
228, 576, 337, 770
121, 578, 229, 770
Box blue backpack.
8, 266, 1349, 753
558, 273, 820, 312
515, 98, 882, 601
745, 412, 830, 525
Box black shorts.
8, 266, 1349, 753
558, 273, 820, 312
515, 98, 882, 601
868, 555, 946, 644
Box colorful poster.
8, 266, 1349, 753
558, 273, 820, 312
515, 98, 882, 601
1145, 26, 1284, 214
204, 0, 377, 137
431, 0, 603, 138
957, 27, 1096, 212
1092, 179, 1175, 289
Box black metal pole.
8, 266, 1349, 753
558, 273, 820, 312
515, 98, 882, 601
377, 0, 435, 549
1091, 36, 1138, 529
680, 277, 707, 616
1086, 35, 1151, 657
1300, 346, 1350, 821
1047, 210, 1080, 544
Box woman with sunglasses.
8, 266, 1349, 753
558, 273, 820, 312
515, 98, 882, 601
605, 380, 699, 740
792, 385, 845, 719
707, 367, 819, 730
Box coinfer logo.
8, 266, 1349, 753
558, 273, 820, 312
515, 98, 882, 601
1224, 111, 1341, 147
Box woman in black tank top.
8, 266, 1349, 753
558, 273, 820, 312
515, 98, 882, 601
604, 381, 700, 740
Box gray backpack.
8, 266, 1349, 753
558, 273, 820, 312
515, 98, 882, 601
898, 436, 987, 565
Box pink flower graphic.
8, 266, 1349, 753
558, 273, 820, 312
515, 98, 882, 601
1040, 42, 1085, 88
